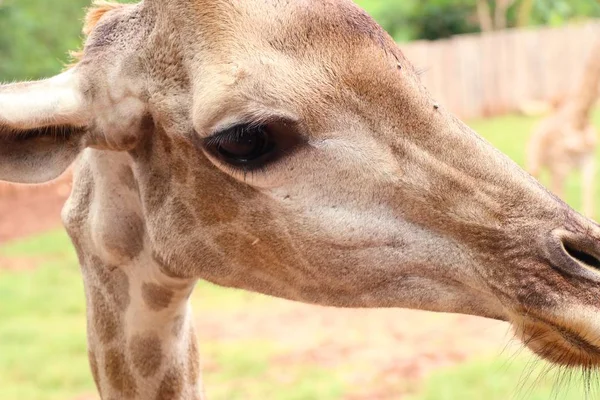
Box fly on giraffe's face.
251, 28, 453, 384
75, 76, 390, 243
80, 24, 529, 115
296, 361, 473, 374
1, 0, 600, 397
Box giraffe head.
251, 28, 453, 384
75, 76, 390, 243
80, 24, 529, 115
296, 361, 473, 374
1, 0, 600, 372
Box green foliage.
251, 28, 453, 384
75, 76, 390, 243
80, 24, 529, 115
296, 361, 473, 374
408, 0, 480, 40
355, 0, 479, 41
0, 0, 90, 81
531, 0, 600, 27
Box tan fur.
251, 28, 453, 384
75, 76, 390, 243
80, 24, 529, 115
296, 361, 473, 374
68, 1, 127, 67
3, 1, 600, 399
84, 1, 126, 35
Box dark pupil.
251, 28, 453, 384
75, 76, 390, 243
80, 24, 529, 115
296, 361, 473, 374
218, 128, 267, 161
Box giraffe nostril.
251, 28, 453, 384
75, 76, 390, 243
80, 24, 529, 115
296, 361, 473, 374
546, 229, 600, 282
563, 239, 600, 272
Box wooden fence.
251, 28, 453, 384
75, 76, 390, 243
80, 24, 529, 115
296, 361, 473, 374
401, 21, 600, 119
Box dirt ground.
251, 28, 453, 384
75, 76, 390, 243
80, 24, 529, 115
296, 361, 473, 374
199, 305, 512, 399
0, 183, 513, 399
0, 180, 71, 244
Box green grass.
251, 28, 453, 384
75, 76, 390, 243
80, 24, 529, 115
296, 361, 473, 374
0, 232, 89, 400
1, 110, 600, 399
203, 341, 345, 400
409, 356, 594, 400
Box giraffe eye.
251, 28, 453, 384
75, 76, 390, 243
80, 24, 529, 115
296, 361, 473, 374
211, 125, 273, 164
204, 119, 304, 170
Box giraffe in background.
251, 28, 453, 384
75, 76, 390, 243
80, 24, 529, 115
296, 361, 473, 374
527, 40, 600, 218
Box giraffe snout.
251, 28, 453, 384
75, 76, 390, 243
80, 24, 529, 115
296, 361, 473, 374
506, 217, 600, 367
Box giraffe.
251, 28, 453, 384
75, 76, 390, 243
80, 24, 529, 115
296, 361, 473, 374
2, 1, 600, 398
527, 39, 600, 219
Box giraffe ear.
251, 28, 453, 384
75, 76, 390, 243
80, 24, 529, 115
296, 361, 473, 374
0, 70, 90, 184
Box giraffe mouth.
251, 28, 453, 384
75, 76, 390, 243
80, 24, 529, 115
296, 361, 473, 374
512, 315, 600, 367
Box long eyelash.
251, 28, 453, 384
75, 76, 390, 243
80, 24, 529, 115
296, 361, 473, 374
204, 125, 250, 147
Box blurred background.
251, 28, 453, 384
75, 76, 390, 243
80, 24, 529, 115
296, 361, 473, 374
1, 0, 600, 399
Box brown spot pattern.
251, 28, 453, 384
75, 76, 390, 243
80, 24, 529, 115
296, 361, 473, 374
157, 129, 174, 155
130, 333, 163, 377
99, 211, 145, 260
133, 130, 173, 216
104, 348, 137, 398
91, 256, 131, 311
142, 282, 174, 310
156, 368, 183, 400
90, 286, 119, 343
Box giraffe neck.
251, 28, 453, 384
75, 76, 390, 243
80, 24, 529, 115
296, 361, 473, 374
84, 255, 202, 400
62, 150, 204, 399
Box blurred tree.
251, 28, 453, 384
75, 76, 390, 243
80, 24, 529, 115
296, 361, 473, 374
494, 0, 516, 29
517, 0, 535, 26
0, 0, 90, 80
475, 0, 518, 32
477, 0, 494, 31
407, 0, 481, 40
